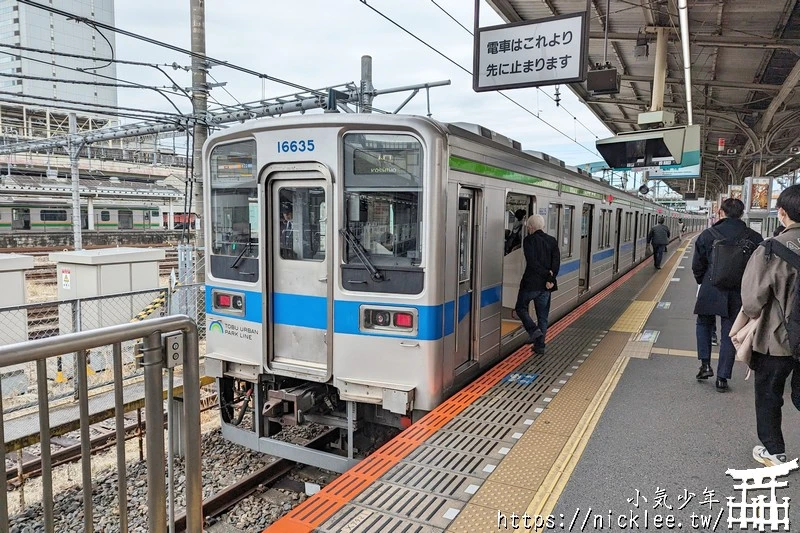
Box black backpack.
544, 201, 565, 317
762, 239, 800, 361
707, 226, 757, 290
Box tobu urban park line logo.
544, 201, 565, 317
208, 320, 224, 334
496, 460, 799, 531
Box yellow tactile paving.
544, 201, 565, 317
469, 480, 537, 514
610, 300, 657, 332
447, 503, 501, 533
488, 429, 570, 490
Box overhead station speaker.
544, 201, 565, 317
638, 184, 650, 195
587, 67, 620, 96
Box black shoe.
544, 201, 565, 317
527, 329, 544, 344
711, 333, 718, 346
696, 363, 713, 380
715, 377, 729, 392
533, 345, 546, 356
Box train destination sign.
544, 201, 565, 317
473, 11, 587, 92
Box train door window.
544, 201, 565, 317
548, 204, 559, 238
504, 193, 532, 255
12, 208, 30, 230
278, 186, 326, 261
561, 205, 573, 257
603, 209, 612, 248
597, 210, 605, 249
118, 210, 133, 230
343, 133, 423, 268
624, 213, 633, 242
209, 140, 258, 282
80, 208, 88, 230
100, 211, 110, 222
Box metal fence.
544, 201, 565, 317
0, 315, 203, 532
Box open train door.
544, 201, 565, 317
264, 163, 332, 382
454, 187, 481, 373
579, 203, 593, 293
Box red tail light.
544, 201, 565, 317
394, 312, 413, 328
216, 294, 232, 307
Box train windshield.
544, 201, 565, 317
209, 140, 259, 282
343, 133, 423, 267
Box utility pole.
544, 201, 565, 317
68, 113, 83, 251
190, 0, 207, 266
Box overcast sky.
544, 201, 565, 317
111, 0, 611, 166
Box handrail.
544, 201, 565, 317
0, 314, 203, 533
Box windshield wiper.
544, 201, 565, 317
231, 240, 252, 270
340, 228, 383, 281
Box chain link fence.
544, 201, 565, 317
0, 244, 207, 412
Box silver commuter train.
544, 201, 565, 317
202, 114, 701, 468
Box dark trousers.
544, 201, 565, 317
653, 244, 667, 268
515, 289, 551, 350
696, 314, 735, 379
752, 351, 800, 455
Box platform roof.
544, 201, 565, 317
485, 0, 800, 198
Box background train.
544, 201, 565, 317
0, 199, 195, 233
202, 113, 703, 469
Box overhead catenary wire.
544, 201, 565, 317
0, 97, 184, 125
0, 91, 186, 120
359, 0, 601, 158
17, 0, 325, 98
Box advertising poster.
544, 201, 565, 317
748, 177, 770, 210
729, 185, 743, 201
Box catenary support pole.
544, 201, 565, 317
68, 113, 82, 250
190, 0, 207, 270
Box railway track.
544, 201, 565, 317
173, 427, 339, 532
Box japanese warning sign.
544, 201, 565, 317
473, 11, 587, 92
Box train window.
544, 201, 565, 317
209, 140, 258, 282
599, 209, 612, 249
343, 133, 422, 267
100, 211, 110, 222
561, 205, 573, 257
624, 213, 633, 242
504, 193, 532, 256
278, 186, 326, 261
40, 209, 67, 222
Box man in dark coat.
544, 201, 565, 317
647, 217, 670, 269
692, 198, 763, 391
515, 214, 560, 355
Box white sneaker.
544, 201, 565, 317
753, 445, 787, 467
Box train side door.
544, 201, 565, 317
579, 203, 593, 292
613, 208, 622, 274
632, 211, 639, 262
454, 187, 480, 371
267, 170, 331, 381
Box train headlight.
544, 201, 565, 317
374, 311, 391, 327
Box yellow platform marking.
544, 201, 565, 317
610, 300, 657, 332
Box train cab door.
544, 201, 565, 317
454, 188, 480, 372
613, 208, 622, 274
267, 168, 331, 382
578, 203, 593, 293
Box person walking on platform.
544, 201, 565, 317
740, 185, 800, 467
693, 198, 763, 391
647, 217, 670, 269
515, 214, 560, 356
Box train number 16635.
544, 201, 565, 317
277, 140, 315, 153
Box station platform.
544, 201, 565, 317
267, 235, 800, 533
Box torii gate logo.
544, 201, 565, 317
726, 459, 798, 531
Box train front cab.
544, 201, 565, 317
203, 118, 451, 469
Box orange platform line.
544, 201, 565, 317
265, 255, 653, 533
